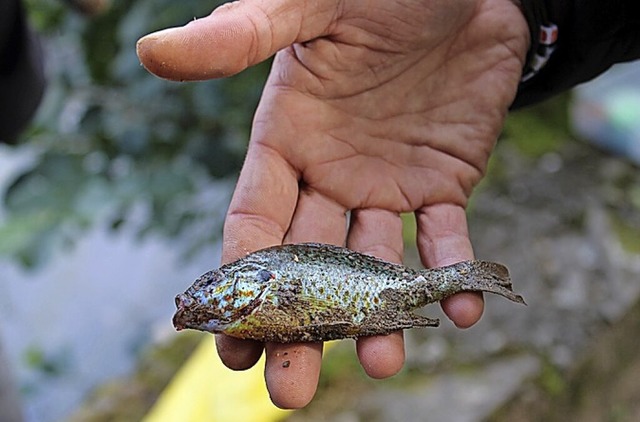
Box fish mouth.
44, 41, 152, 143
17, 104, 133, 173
172, 293, 232, 333
172, 311, 186, 331
173, 294, 194, 331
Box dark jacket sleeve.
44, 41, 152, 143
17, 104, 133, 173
0, 0, 46, 143
512, 0, 640, 108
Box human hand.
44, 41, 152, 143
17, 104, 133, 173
137, 0, 529, 409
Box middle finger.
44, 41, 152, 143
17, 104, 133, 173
347, 208, 406, 378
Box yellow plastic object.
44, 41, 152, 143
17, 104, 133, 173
143, 338, 291, 422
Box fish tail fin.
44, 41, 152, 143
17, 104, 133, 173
423, 261, 526, 305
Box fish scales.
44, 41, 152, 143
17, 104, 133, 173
172, 243, 525, 343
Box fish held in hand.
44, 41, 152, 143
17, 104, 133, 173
173, 243, 525, 343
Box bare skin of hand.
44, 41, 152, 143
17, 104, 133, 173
137, 0, 529, 409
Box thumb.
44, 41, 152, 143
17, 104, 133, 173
136, 0, 339, 81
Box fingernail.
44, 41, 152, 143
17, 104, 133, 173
139, 26, 189, 51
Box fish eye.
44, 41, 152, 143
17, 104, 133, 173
258, 269, 273, 282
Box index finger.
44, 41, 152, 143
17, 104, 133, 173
215, 143, 299, 370
222, 143, 299, 264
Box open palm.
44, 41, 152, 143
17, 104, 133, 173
138, 0, 529, 409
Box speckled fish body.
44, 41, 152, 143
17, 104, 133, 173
173, 243, 525, 343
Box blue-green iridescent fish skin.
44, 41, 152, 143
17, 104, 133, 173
173, 243, 525, 343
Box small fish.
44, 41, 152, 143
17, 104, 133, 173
173, 243, 525, 343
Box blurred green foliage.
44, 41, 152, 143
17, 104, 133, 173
1, 0, 270, 266
502, 92, 572, 158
